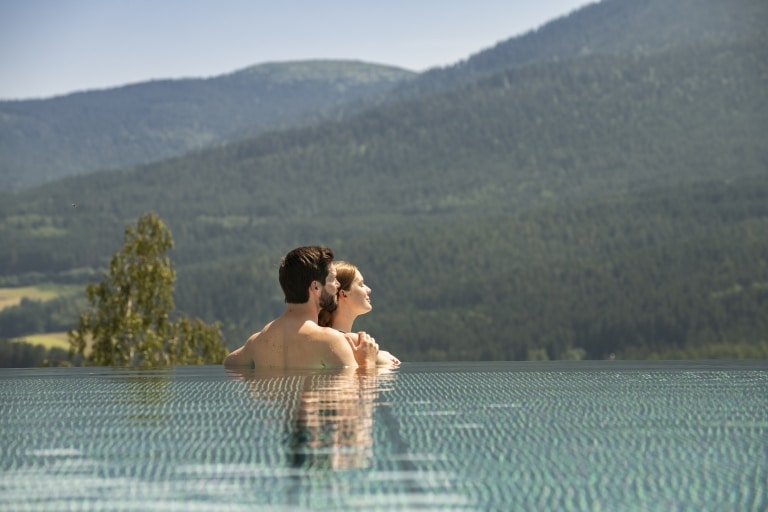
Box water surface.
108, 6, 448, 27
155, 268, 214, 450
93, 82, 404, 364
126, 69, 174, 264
1, 361, 766, 510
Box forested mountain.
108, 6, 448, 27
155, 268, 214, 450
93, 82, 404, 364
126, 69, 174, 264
0, 61, 414, 190
1, 0, 766, 364
3, 0, 761, 192
385, 0, 767, 98
3, 37, 764, 272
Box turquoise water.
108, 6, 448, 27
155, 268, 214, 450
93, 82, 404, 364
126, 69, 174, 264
1, 361, 766, 511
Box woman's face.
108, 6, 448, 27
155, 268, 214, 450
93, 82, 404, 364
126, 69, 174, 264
343, 270, 372, 315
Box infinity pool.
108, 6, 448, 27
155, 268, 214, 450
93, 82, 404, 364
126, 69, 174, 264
1, 361, 766, 511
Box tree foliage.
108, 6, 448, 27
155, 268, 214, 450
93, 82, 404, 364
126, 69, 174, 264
0, 340, 70, 368
1, 0, 766, 364
68, 212, 226, 366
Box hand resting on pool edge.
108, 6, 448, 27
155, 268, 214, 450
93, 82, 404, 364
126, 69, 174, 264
223, 246, 390, 369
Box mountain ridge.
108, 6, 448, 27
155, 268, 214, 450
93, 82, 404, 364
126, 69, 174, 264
0, 60, 414, 190
1, 0, 766, 363
2, 35, 764, 272
4, 0, 764, 191
378, 0, 766, 99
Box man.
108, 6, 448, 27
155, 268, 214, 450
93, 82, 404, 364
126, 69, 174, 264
224, 246, 379, 369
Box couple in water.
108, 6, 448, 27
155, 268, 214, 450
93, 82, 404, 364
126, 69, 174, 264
224, 246, 399, 369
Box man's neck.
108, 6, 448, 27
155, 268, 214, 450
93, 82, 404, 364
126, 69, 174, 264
285, 301, 320, 322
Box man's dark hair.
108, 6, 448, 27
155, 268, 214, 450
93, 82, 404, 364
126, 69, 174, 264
279, 246, 334, 304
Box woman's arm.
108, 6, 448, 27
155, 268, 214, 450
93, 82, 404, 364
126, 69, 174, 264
377, 350, 400, 367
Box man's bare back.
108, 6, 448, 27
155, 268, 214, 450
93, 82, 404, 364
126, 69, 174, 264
227, 318, 355, 368
224, 307, 378, 369
223, 246, 378, 369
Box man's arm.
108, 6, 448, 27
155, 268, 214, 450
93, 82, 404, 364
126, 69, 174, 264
223, 331, 259, 368
223, 345, 249, 368
316, 329, 378, 368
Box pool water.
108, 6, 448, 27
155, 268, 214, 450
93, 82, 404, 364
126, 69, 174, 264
1, 361, 766, 511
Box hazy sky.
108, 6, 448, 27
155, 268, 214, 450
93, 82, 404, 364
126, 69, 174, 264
0, 0, 594, 100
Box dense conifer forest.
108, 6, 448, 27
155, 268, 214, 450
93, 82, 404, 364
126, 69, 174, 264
1, 0, 766, 365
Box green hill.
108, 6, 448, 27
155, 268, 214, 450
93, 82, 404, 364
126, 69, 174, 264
385, 0, 767, 98
1, 0, 765, 363
2, 38, 764, 271
0, 60, 414, 190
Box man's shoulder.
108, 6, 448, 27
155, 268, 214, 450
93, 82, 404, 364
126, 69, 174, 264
301, 321, 346, 341
299, 325, 353, 367
246, 320, 278, 342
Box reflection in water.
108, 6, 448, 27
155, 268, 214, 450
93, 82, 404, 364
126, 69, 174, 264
227, 366, 397, 471
118, 371, 173, 425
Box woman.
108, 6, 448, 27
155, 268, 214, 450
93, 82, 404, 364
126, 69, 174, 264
319, 261, 400, 367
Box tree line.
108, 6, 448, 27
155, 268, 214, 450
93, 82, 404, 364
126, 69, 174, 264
4, 172, 764, 365
1, 37, 766, 365
1, 37, 765, 276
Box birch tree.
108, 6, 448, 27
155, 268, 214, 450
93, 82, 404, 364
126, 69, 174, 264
69, 212, 227, 366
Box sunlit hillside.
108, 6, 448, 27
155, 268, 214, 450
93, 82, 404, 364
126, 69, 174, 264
1, 0, 766, 365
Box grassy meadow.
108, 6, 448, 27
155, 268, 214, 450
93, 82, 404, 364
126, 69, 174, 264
12, 332, 70, 351
0, 285, 62, 310
0, 284, 81, 351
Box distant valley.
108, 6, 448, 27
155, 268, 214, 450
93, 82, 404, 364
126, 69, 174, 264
1, 0, 766, 366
